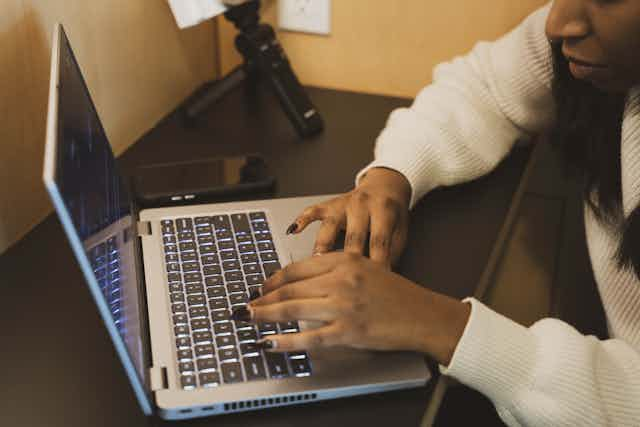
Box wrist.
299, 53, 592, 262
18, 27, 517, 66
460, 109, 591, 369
359, 167, 412, 207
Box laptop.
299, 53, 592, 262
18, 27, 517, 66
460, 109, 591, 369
43, 24, 430, 420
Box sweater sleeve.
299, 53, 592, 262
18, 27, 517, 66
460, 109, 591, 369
440, 298, 640, 426
356, 3, 555, 208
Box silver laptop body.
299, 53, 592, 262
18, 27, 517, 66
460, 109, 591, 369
43, 24, 430, 420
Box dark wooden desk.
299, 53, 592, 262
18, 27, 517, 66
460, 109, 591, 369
0, 86, 532, 427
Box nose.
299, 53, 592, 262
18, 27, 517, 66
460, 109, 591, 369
545, 0, 591, 44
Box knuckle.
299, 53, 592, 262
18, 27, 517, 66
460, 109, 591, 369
353, 191, 370, 204
345, 231, 366, 247
323, 215, 339, 226
370, 234, 391, 250
281, 304, 299, 319
309, 333, 325, 348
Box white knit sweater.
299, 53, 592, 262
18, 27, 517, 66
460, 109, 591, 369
358, 4, 640, 426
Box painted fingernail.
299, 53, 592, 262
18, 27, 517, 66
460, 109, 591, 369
231, 306, 252, 322
286, 223, 298, 235
313, 251, 324, 257
256, 339, 277, 350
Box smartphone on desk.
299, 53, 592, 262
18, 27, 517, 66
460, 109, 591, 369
133, 155, 276, 208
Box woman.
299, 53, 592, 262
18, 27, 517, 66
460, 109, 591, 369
243, 1, 640, 425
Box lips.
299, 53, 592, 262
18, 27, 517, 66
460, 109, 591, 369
564, 54, 609, 81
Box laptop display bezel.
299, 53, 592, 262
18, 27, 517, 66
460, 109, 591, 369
42, 24, 154, 415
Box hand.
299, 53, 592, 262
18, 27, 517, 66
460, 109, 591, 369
286, 167, 412, 268
248, 252, 471, 366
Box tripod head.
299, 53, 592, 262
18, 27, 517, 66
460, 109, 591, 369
223, 0, 261, 33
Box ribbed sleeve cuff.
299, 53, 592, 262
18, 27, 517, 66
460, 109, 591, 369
354, 159, 438, 209
440, 298, 537, 407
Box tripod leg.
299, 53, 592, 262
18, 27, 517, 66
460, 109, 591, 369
183, 66, 248, 122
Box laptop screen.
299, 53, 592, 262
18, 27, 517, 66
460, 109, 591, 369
50, 28, 149, 396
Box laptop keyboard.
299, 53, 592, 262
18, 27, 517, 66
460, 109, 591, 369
161, 212, 313, 389
89, 236, 124, 335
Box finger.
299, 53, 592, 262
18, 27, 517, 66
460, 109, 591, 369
389, 215, 409, 266
251, 299, 337, 323
344, 194, 371, 254
257, 324, 342, 352
251, 276, 330, 306
312, 216, 342, 255
287, 204, 325, 235
368, 204, 399, 266
264, 253, 344, 292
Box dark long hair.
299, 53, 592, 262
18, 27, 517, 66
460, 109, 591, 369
550, 43, 640, 279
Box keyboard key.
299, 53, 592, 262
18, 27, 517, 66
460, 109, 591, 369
279, 321, 299, 333
225, 271, 243, 282
201, 255, 219, 265
240, 342, 260, 356
288, 351, 308, 360
167, 273, 181, 284
200, 245, 216, 254
178, 232, 195, 242
164, 244, 178, 254
196, 357, 218, 371
174, 325, 189, 336
236, 234, 253, 243
212, 215, 231, 231
170, 292, 185, 303
252, 221, 269, 232
243, 264, 261, 275
249, 212, 266, 221
260, 252, 278, 262
176, 218, 193, 232
262, 261, 281, 278
185, 283, 204, 295
191, 318, 210, 331
179, 361, 195, 373
173, 314, 188, 325
211, 310, 231, 323
195, 216, 211, 225
227, 282, 246, 294
198, 235, 214, 245
203, 265, 221, 276
246, 274, 264, 285
180, 252, 197, 262
187, 294, 206, 306
254, 232, 272, 242
243, 356, 267, 381
205, 275, 224, 286
169, 283, 183, 293
221, 251, 238, 261
183, 272, 202, 283
172, 303, 187, 314
176, 337, 191, 349
213, 322, 233, 335
222, 260, 241, 271
237, 329, 258, 342
218, 347, 239, 362
189, 306, 208, 318
221, 362, 243, 383
257, 242, 274, 252
238, 243, 256, 254
290, 358, 312, 377
163, 235, 176, 244
166, 263, 180, 273
258, 322, 277, 335
241, 253, 258, 264
234, 320, 254, 330
179, 242, 196, 252
196, 225, 213, 235
229, 294, 248, 305
161, 222, 175, 235
199, 372, 220, 387
206, 286, 226, 298
216, 335, 236, 348
193, 331, 213, 343
195, 344, 215, 358
265, 352, 290, 378
182, 262, 200, 272
166, 253, 179, 263
216, 230, 233, 241
231, 213, 251, 234
218, 240, 235, 251
181, 374, 196, 389
177, 349, 193, 361
210, 298, 229, 311
248, 286, 262, 300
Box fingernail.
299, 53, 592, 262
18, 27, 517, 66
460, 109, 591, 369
313, 251, 324, 257
256, 339, 277, 350
231, 306, 252, 322
286, 223, 298, 235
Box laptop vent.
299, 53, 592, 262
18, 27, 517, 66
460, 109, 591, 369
223, 393, 318, 412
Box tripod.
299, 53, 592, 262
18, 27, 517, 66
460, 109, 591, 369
183, 0, 324, 138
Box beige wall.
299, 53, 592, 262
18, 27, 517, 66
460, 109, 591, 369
0, 0, 216, 255
218, 0, 549, 98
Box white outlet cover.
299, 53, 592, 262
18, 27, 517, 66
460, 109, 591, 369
278, 0, 331, 35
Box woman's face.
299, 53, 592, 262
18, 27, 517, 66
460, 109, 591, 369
545, 0, 640, 93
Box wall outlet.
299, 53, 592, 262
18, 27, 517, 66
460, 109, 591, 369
278, 0, 331, 35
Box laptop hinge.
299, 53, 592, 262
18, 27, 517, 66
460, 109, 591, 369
149, 366, 169, 391
137, 221, 152, 237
